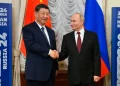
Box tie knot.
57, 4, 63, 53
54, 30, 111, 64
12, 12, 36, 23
41, 27, 44, 31
77, 32, 80, 34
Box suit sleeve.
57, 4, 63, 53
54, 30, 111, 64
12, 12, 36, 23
93, 33, 101, 76
59, 35, 68, 61
52, 31, 59, 70
22, 26, 49, 57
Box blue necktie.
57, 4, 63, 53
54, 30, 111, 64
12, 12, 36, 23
41, 27, 50, 45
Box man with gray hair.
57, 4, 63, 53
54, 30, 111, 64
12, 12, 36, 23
56, 13, 101, 86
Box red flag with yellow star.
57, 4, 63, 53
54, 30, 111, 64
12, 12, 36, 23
20, 0, 51, 57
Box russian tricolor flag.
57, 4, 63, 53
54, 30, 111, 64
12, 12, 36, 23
84, 0, 110, 78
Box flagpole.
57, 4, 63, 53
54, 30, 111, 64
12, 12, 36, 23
104, 0, 111, 86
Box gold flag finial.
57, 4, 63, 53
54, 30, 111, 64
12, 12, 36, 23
40, 0, 43, 3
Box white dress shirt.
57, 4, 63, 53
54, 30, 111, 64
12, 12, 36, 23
74, 28, 85, 44
35, 21, 51, 45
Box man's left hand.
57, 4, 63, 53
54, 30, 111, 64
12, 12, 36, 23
94, 76, 100, 82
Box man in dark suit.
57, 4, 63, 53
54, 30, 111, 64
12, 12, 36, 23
56, 13, 101, 86
22, 4, 58, 86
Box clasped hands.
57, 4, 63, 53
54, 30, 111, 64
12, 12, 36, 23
49, 50, 59, 59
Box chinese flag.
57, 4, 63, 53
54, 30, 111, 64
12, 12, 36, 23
20, 0, 51, 57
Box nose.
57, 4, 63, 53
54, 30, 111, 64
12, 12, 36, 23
70, 22, 73, 26
43, 14, 49, 18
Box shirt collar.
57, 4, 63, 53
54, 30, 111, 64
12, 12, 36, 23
75, 28, 85, 35
35, 20, 45, 30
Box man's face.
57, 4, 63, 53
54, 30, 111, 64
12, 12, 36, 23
70, 14, 83, 31
35, 8, 49, 26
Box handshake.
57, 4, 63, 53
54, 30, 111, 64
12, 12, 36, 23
49, 50, 59, 59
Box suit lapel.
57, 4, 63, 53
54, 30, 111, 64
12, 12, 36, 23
79, 30, 88, 55
71, 30, 88, 55
45, 26, 51, 47
34, 22, 50, 47
70, 31, 80, 54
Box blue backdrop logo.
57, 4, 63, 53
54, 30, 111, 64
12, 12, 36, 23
112, 7, 120, 86
0, 3, 12, 86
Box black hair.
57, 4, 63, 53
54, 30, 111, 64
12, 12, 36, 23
35, 4, 49, 12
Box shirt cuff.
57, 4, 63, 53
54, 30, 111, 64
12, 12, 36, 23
48, 49, 51, 55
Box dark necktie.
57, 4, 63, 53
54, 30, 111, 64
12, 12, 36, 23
41, 27, 50, 45
77, 32, 81, 52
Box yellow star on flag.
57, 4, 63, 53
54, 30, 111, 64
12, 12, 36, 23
40, 0, 43, 3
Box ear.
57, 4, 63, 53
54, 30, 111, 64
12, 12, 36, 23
82, 21, 84, 25
34, 11, 37, 17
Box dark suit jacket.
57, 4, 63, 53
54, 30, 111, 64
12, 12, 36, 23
59, 30, 101, 84
22, 22, 58, 81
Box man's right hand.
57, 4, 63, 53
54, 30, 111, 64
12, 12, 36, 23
49, 50, 59, 59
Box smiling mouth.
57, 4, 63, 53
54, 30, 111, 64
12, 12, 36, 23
42, 19, 47, 21
71, 26, 74, 28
